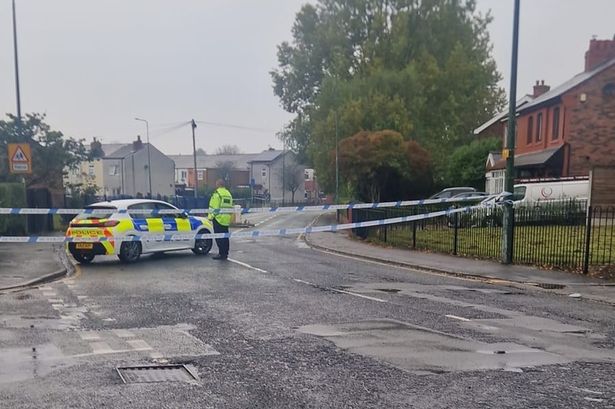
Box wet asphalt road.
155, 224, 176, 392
0, 211, 614, 408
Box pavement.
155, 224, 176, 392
305, 213, 615, 305
0, 243, 69, 291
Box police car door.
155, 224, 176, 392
128, 202, 161, 252
155, 202, 189, 251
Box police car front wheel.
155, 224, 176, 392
192, 236, 213, 255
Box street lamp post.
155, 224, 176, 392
502, 0, 521, 264
135, 118, 152, 197
191, 119, 198, 199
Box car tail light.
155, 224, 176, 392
69, 219, 119, 228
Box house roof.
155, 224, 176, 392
104, 143, 151, 159
473, 95, 534, 135
101, 143, 127, 157
170, 153, 261, 170
519, 57, 615, 113
248, 149, 285, 163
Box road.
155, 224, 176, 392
0, 211, 614, 408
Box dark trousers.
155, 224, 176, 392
213, 219, 229, 257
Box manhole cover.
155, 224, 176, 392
116, 364, 198, 384
536, 283, 566, 290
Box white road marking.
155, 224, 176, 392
77, 295, 88, 300
51, 304, 64, 310
38, 286, 53, 291
79, 331, 101, 341
42, 292, 56, 297
102, 318, 116, 322
228, 258, 269, 273
446, 314, 471, 322
150, 352, 164, 359
112, 329, 135, 338
48, 298, 63, 304
90, 341, 114, 354
292, 279, 387, 303
127, 339, 153, 351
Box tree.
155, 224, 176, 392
215, 145, 241, 155
272, 0, 504, 189
195, 148, 207, 155
0, 113, 88, 189
444, 137, 500, 189
214, 160, 235, 185
338, 130, 432, 202
282, 164, 304, 204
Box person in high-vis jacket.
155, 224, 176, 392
209, 179, 233, 260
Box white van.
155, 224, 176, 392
512, 179, 589, 205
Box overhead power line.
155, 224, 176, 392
195, 120, 277, 134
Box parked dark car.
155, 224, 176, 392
429, 187, 476, 200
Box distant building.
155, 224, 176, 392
248, 149, 305, 204
103, 136, 175, 197
169, 153, 260, 191
478, 36, 615, 194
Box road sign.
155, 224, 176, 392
8, 143, 32, 174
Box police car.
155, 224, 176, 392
65, 199, 214, 264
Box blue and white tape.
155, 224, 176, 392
0, 196, 485, 216
0, 205, 477, 243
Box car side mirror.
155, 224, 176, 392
180, 211, 189, 219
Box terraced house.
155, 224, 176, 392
480, 36, 615, 193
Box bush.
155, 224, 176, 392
0, 183, 27, 234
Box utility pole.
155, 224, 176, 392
191, 119, 198, 199
282, 141, 286, 206
502, 0, 521, 264
12, 0, 22, 123
334, 110, 339, 205
135, 118, 152, 197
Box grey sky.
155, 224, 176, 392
0, 1, 613, 155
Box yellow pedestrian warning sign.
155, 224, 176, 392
8, 143, 32, 174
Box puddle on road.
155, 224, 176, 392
0, 343, 73, 384
298, 319, 571, 374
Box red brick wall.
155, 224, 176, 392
585, 38, 615, 72
566, 65, 615, 176
516, 104, 565, 155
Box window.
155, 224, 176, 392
536, 113, 543, 142
88, 164, 95, 176
513, 186, 527, 201
109, 165, 119, 176
603, 83, 615, 97
128, 202, 157, 219
527, 116, 534, 144
552, 107, 560, 140
180, 170, 187, 180
197, 170, 204, 181
261, 168, 267, 177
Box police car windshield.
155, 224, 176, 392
75, 206, 117, 220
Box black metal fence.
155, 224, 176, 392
349, 201, 615, 272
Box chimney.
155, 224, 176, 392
585, 36, 615, 72
533, 80, 550, 98
133, 135, 143, 151
90, 137, 104, 159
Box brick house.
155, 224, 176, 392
481, 37, 615, 193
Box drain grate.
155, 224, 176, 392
116, 364, 198, 384
536, 283, 566, 290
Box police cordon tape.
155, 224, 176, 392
0, 204, 480, 243
0, 195, 492, 216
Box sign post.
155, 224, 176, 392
8, 143, 32, 174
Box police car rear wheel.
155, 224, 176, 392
118, 241, 142, 263
73, 253, 94, 264
192, 236, 212, 255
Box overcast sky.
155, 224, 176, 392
0, 0, 613, 155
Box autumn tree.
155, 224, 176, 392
339, 130, 432, 202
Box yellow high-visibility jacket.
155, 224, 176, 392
208, 187, 233, 226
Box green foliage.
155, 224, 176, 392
338, 130, 432, 201
444, 137, 500, 189
272, 0, 505, 192
0, 113, 88, 189
0, 183, 27, 234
